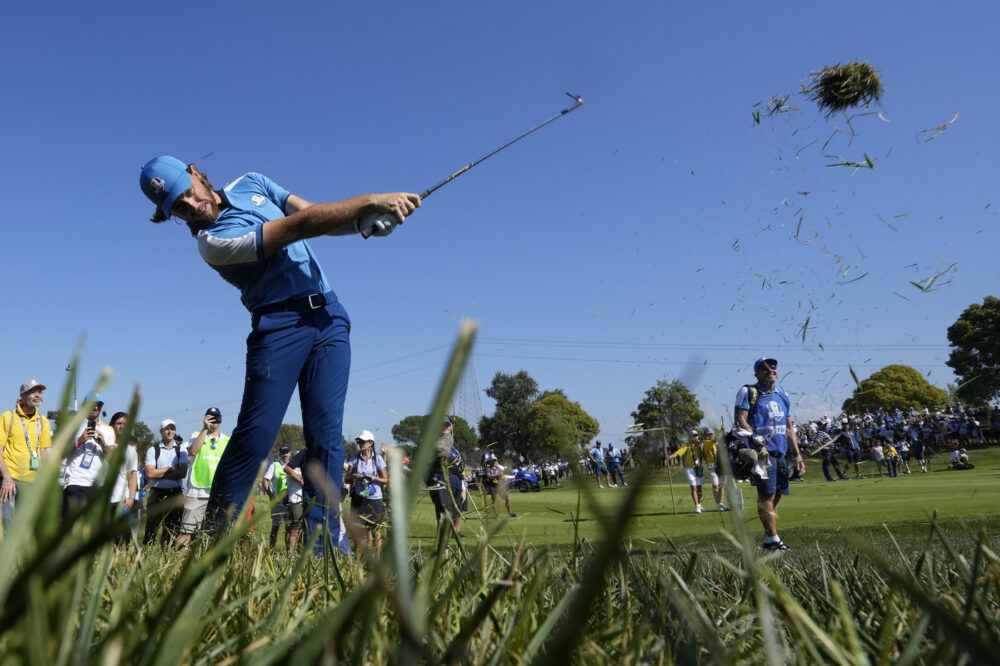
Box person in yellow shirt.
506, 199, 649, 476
666, 429, 727, 513
1, 380, 53, 529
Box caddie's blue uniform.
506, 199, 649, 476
736, 383, 792, 495
200, 172, 350, 547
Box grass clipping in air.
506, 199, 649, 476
805, 61, 883, 116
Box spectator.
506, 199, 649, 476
587, 441, 614, 489
107, 412, 139, 528
884, 441, 900, 478
606, 443, 628, 487
839, 420, 865, 479
948, 448, 974, 470
144, 419, 186, 544
282, 450, 306, 550
1, 380, 53, 529
63, 392, 116, 518
426, 419, 466, 538
816, 427, 850, 483
176, 408, 230, 547
263, 445, 292, 548
483, 454, 516, 518
666, 430, 713, 513
870, 440, 886, 477
346, 430, 388, 558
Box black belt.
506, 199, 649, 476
253, 292, 335, 316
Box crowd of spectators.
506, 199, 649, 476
796, 406, 998, 479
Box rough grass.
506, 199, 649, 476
2, 342, 998, 664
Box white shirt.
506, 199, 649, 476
286, 467, 303, 504
111, 445, 139, 503
63, 422, 116, 488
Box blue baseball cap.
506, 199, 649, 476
84, 391, 105, 405
140, 155, 191, 218
753, 357, 778, 372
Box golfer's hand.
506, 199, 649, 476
370, 192, 421, 224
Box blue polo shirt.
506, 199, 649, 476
735, 384, 792, 455
195, 172, 334, 312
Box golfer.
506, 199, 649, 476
734, 357, 805, 552
140, 156, 419, 548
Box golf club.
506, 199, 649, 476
360, 92, 584, 237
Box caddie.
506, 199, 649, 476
1, 380, 53, 528
734, 357, 805, 552
140, 156, 419, 550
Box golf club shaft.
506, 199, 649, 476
419, 92, 584, 200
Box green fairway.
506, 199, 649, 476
400, 448, 1000, 546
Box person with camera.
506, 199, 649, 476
144, 418, 187, 544
63, 392, 116, 519
734, 357, 805, 552
346, 430, 388, 558
176, 408, 230, 547
1, 380, 54, 529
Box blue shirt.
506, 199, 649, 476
196, 172, 334, 311
349, 454, 386, 501
735, 384, 792, 455
590, 447, 604, 463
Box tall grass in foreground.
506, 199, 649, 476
1, 332, 998, 664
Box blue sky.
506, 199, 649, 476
2, 1, 996, 445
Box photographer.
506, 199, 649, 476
346, 430, 388, 558
176, 408, 230, 547
63, 392, 116, 519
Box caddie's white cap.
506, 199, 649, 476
160, 418, 176, 430
355, 430, 375, 443
19, 379, 46, 395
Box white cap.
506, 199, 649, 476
355, 429, 375, 443
160, 418, 176, 430
19, 379, 46, 395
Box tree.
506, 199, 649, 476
841, 364, 948, 413
129, 420, 156, 460
272, 424, 305, 457
523, 393, 599, 461
478, 371, 539, 460
391, 414, 477, 460
626, 379, 704, 460
947, 296, 1000, 406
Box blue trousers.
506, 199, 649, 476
207, 298, 351, 549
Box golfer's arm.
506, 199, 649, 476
262, 196, 373, 255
